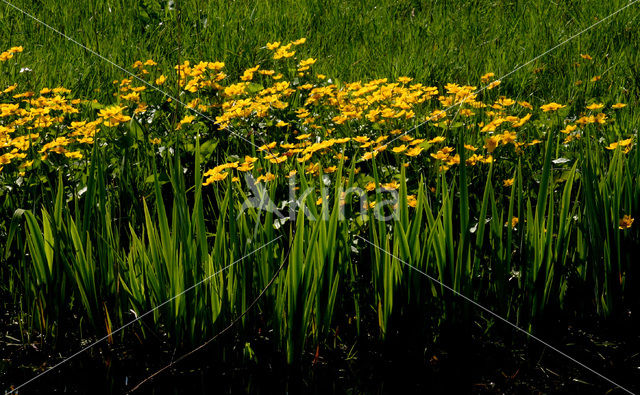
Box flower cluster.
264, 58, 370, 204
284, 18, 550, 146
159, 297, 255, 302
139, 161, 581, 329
0, 42, 634, 222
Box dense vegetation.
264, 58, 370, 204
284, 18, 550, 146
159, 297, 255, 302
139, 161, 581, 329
1, 0, 639, 393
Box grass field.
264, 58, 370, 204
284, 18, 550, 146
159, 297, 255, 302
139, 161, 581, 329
1, 0, 640, 393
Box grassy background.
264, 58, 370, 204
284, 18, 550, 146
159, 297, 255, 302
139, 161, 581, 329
1, 0, 639, 107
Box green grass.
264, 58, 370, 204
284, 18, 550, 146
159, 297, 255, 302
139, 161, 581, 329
1, 0, 639, 105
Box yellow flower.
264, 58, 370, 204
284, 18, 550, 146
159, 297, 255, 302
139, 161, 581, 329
258, 142, 277, 151
364, 181, 376, 192
580, 54, 592, 60
480, 72, 495, 83
64, 151, 84, 160
121, 92, 140, 102
178, 115, 195, 128
361, 150, 379, 161
440, 146, 455, 155
374, 144, 387, 153
576, 115, 596, 126
540, 102, 565, 112
399, 135, 414, 142
255, 172, 276, 183
397, 76, 413, 84
297, 153, 313, 163
486, 80, 501, 90
427, 136, 445, 144
446, 154, 460, 166
619, 138, 633, 147
155, 75, 167, 85
305, 162, 320, 175
406, 195, 418, 208
0, 51, 14, 62
273, 48, 295, 59
134, 102, 148, 114
612, 103, 627, 109
299, 58, 316, 67
518, 101, 533, 110
485, 136, 500, 153
480, 155, 493, 164
509, 217, 519, 228
606, 138, 633, 153
459, 109, 475, 117
269, 155, 288, 164
392, 144, 407, 153
237, 162, 254, 173
586, 103, 604, 111
292, 38, 306, 45
503, 178, 514, 187
266, 41, 280, 50
353, 136, 369, 144
497, 97, 515, 106
243, 155, 258, 164
382, 181, 400, 190
98, 105, 131, 127
591, 75, 601, 82
404, 146, 424, 157
619, 215, 634, 230
324, 166, 337, 173
500, 130, 517, 145
430, 150, 449, 161
2, 83, 17, 94
202, 171, 229, 186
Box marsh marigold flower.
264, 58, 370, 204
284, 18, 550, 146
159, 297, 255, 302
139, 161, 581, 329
485, 136, 500, 153
407, 195, 418, 208
619, 215, 634, 230
392, 144, 407, 153
540, 102, 565, 112
480, 72, 495, 83
98, 105, 131, 127
405, 146, 424, 157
